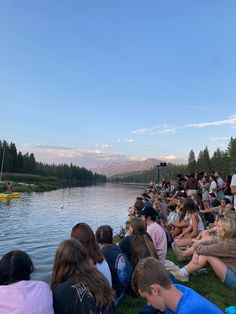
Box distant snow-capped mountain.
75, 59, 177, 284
91, 158, 161, 177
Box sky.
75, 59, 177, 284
0, 1, 236, 169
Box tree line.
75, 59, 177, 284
110, 137, 236, 183
0, 140, 106, 186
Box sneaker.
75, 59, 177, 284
174, 271, 189, 282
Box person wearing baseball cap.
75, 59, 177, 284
141, 206, 167, 263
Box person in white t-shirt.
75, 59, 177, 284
230, 170, 236, 209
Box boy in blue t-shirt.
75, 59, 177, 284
132, 257, 223, 314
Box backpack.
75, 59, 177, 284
115, 253, 132, 286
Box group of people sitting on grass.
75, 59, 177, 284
0, 170, 236, 314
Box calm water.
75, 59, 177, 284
0, 183, 144, 282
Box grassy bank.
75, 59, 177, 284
116, 250, 235, 313
0, 173, 59, 192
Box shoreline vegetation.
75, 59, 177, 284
0, 173, 59, 193
0, 173, 107, 193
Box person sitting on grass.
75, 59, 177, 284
174, 217, 236, 289
71, 222, 112, 287
95, 225, 131, 305
131, 257, 223, 314
140, 206, 167, 264
171, 199, 205, 248
0, 250, 54, 314
173, 212, 236, 261
119, 217, 158, 270
51, 239, 114, 314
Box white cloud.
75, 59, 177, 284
187, 105, 207, 110
116, 139, 134, 143
131, 114, 236, 136
132, 124, 177, 135
19, 144, 127, 168
211, 137, 230, 142
128, 156, 146, 161
164, 155, 177, 160
95, 144, 114, 149
124, 139, 134, 143
187, 114, 236, 128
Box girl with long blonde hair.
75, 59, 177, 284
175, 217, 236, 289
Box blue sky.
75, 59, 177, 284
0, 1, 236, 168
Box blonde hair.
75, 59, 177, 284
218, 217, 236, 240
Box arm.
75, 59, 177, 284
178, 224, 193, 238
172, 220, 189, 228
188, 214, 199, 238
194, 239, 236, 257
200, 207, 214, 214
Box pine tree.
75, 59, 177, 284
187, 149, 196, 174
227, 137, 236, 174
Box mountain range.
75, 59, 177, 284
90, 158, 161, 177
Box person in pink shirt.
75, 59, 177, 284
0, 250, 54, 314
141, 206, 167, 263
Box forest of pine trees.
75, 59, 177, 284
0, 140, 106, 186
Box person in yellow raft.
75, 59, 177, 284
6, 182, 14, 193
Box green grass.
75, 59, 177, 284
116, 249, 236, 313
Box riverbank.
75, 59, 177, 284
0, 173, 59, 192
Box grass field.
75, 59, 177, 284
116, 249, 236, 313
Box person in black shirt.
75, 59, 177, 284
51, 239, 114, 314
96, 225, 131, 305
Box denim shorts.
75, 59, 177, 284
224, 267, 236, 289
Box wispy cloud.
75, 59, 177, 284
131, 114, 236, 135
187, 114, 236, 128
95, 144, 114, 149
132, 124, 177, 135
19, 144, 128, 168
116, 138, 134, 143
211, 137, 230, 142
124, 139, 134, 143
187, 105, 207, 111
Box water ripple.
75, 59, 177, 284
0, 183, 143, 282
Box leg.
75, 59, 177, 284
181, 245, 194, 258
171, 227, 181, 238
205, 256, 227, 282
185, 253, 208, 274
175, 237, 193, 248
185, 254, 227, 282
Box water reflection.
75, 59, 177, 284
0, 183, 143, 282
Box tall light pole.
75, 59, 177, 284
154, 162, 167, 184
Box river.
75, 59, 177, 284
0, 183, 144, 282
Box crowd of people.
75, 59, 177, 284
0, 170, 236, 313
